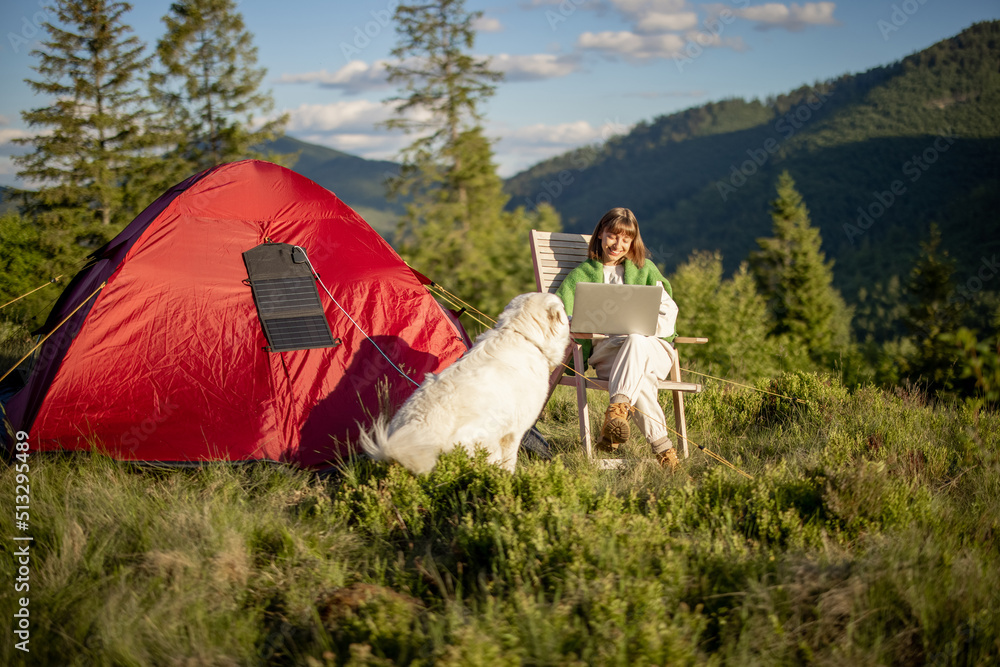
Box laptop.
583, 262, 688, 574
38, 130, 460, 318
570, 283, 662, 336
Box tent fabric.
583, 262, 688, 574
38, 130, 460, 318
3, 160, 469, 467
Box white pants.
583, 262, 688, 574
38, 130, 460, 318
587, 334, 675, 454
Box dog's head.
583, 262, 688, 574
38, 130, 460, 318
492, 292, 570, 365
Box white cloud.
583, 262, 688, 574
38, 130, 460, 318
0, 128, 34, 162
726, 2, 839, 31
635, 11, 699, 33
279, 102, 634, 179
504, 120, 603, 145
489, 53, 581, 81
529, 0, 698, 37
280, 51, 579, 92
281, 99, 438, 162
0, 156, 27, 189
577, 30, 688, 60
288, 116, 632, 178
520, 0, 583, 6
284, 99, 395, 134
0, 128, 32, 146
473, 15, 503, 33
275, 60, 391, 94
296, 132, 408, 161
611, 0, 688, 14
610, 0, 689, 14
681, 29, 748, 51
526, 0, 687, 13
606, 0, 700, 35
492, 118, 632, 177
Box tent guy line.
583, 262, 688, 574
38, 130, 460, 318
0, 281, 106, 388
428, 282, 754, 480
298, 245, 420, 388
0, 276, 64, 312
431, 281, 800, 406
2, 160, 469, 466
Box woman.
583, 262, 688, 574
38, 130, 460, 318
555, 207, 682, 472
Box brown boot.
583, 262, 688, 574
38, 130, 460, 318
657, 448, 681, 473
597, 402, 632, 452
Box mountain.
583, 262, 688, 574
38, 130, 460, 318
504, 21, 1000, 302
264, 135, 404, 238
0, 138, 405, 236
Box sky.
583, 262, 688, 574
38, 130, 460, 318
1, 0, 998, 189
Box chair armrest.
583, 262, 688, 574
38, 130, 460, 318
575, 334, 707, 343
674, 336, 708, 344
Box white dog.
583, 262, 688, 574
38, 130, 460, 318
359, 292, 570, 474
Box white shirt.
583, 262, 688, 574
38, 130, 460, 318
602, 263, 625, 284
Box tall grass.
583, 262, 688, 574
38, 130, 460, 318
1, 372, 998, 665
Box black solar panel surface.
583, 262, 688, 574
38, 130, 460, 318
263, 314, 335, 352
243, 244, 337, 353
254, 277, 321, 316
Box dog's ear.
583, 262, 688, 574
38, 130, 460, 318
546, 300, 568, 332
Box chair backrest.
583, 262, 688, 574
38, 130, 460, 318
530, 230, 592, 294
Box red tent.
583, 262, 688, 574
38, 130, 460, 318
3, 160, 468, 467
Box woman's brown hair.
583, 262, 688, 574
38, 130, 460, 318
587, 207, 649, 268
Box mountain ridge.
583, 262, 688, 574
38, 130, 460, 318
263, 135, 404, 238
503, 21, 1000, 299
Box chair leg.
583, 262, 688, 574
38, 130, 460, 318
673, 391, 689, 459
571, 342, 591, 457
668, 346, 690, 459
541, 343, 574, 413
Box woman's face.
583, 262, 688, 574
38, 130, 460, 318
599, 229, 633, 266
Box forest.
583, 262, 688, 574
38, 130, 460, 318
3, 4, 998, 403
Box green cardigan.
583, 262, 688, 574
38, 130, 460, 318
555, 258, 676, 368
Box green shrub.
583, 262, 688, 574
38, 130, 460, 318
755, 370, 850, 427
2, 373, 998, 665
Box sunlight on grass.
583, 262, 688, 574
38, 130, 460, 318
1, 372, 998, 664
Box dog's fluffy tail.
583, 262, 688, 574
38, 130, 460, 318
357, 416, 447, 475
357, 414, 392, 463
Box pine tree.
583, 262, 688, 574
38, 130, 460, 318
901, 223, 965, 390
670, 251, 793, 379
383, 0, 502, 205
149, 0, 288, 176
14, 0, 154, 230
384, 0, 559, 318
750, 171, 850, 362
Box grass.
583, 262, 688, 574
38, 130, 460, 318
1, 371, 999, 665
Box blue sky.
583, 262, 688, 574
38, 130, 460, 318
1, 0, 997, 188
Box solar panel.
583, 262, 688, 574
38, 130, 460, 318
242, 243, 338, 353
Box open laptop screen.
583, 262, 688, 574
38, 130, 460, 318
569, 283, 661, 336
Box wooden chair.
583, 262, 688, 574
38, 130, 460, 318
530, 230, 706, 460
